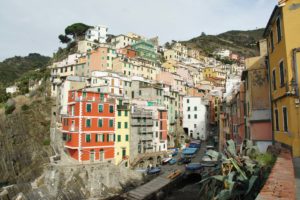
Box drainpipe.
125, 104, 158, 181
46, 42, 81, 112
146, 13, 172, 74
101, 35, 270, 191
292, 48, 300, 141
266, 56, 275, 145
292, 48, 300, 97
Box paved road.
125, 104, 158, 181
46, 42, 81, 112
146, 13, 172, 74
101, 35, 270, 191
158, 142, 207, 175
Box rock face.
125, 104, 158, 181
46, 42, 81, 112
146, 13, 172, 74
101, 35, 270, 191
0, 97, 53, 186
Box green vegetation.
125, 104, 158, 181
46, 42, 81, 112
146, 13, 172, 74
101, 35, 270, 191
43, 139, 51, 146
182, 28, 265, 58
5, 103, 15, 115
58, 23, 91, 44
255, 153, 276, 167
21, 104, 30, 111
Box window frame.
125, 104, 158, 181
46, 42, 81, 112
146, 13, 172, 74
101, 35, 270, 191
274, 109, 279, 131
282, 106, 288, 132
86, 103, 92, 113
279, 60, 285, 87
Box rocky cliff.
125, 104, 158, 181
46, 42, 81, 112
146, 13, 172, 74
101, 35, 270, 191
0, 95, 53, 186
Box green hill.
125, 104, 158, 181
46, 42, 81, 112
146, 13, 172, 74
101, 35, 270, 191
0, 53, 50, 85
182, 28, 265, 58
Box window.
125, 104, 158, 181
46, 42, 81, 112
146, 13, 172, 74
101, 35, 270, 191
125, 111, 128, 116
96, 134, 104, 142
86, 119, 91, 127
139, 90, 142, 95
98, 119, 103, 127
86, 134, 91, 142
118, 135, 121, 142
188, 114, 190, 119
100, 93, 104, 101
156, 121, 158, 127
126, 135, 129, 141
109, 119, 114, 127
194, 106, 197, 111
270, 31, 274, 51
118, 122, 121, 128
187, 99, 189, 103
108, 134, 114, 142
276, 17, 282, 42
283, 107, 288, 132
279, 61, 285, 87
272, 69, 276, 90
194, 114, 197, 119
125, 122, 128, 128
98, 104, 103, 112
86, 104, 92, 112
275, 109, 279, 131
118, 110, 121, 116
194, 124, 197, 128
187, 107, 190, 111
109, 105, 114, 113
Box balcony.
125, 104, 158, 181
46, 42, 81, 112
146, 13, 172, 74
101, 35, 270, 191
131, 112, 152, 119
138, 127, 153, 133
117, 105, 129, 110
69, 126, 79, 132
132, 121, 153, 126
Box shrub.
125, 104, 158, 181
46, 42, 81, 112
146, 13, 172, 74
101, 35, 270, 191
5, 104, 15, 115
43, 139, 51, 146
21, 104, 30, 111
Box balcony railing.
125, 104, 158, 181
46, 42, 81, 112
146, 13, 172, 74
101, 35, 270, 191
69, 126, 79, 132
138, 127, 153, 133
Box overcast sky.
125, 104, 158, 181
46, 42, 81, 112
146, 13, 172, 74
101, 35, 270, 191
0, 0, 277, 61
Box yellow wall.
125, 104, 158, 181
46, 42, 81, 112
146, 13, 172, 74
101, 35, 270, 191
115, 109, 130, 166
266, 0, 300, 157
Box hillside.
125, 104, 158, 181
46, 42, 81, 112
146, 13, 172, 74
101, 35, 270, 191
0, 53, 50, 85
182, 28, 265, 58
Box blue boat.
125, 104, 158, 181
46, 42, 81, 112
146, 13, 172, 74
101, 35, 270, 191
147, 167, 161, 175
182, 148, 198, 156
169, 158, 177, 165
185, 163, 203, 171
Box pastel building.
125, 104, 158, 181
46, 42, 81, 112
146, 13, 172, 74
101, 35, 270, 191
85, 25, 108, 43
183, 96, 208, 140
62, 90, 116, 162
115, 100, 130, 166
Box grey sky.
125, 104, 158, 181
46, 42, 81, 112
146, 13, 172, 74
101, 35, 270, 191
0, 0, 276, 61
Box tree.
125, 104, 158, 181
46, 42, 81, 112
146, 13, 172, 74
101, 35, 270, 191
201, 32, 206, 36
64, 23, 91, 40
58, 34, 71, 44
164, 42, 171, 49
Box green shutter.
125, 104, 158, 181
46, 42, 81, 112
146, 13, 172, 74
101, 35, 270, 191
96, 134, 98, 142
98, 104, 103, 112
101, 134, 104, 142
100, 93, 104, 101
118, 135, 121, 142
126, 135, 129, 141
86, 119, 91, 127
118, 110, 121, 116
125, 122, 128, 128
98, 119, 102, 127
113, 134, 115, 141
109, 105, 114, 113
109, 119, 114, 127
86, 134, 91, 142
107, 134, 109, 142
86, 104, 91, 112
118, 122, 121, 128
125, 111, 128, 116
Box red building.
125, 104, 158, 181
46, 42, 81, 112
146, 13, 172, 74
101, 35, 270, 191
62, 89, 116, 162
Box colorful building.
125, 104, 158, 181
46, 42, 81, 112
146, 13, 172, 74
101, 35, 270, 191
132, 40, 158, 62
242, 39, 272, 152
115, 100, 130, 166
62, 89, 116, 162
264, 0, 300, 156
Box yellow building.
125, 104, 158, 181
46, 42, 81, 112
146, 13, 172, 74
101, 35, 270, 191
264, 0, 300, 157
203, 67, 216, 78
162, 60, 177, 73
115, 101, 130, 166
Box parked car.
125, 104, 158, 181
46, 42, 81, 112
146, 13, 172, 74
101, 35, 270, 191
177, 157, 191, 165
162, 157, 172, 165
169, 158, 177, 165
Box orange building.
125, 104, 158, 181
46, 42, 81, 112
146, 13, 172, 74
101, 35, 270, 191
62, 89, 116, 162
